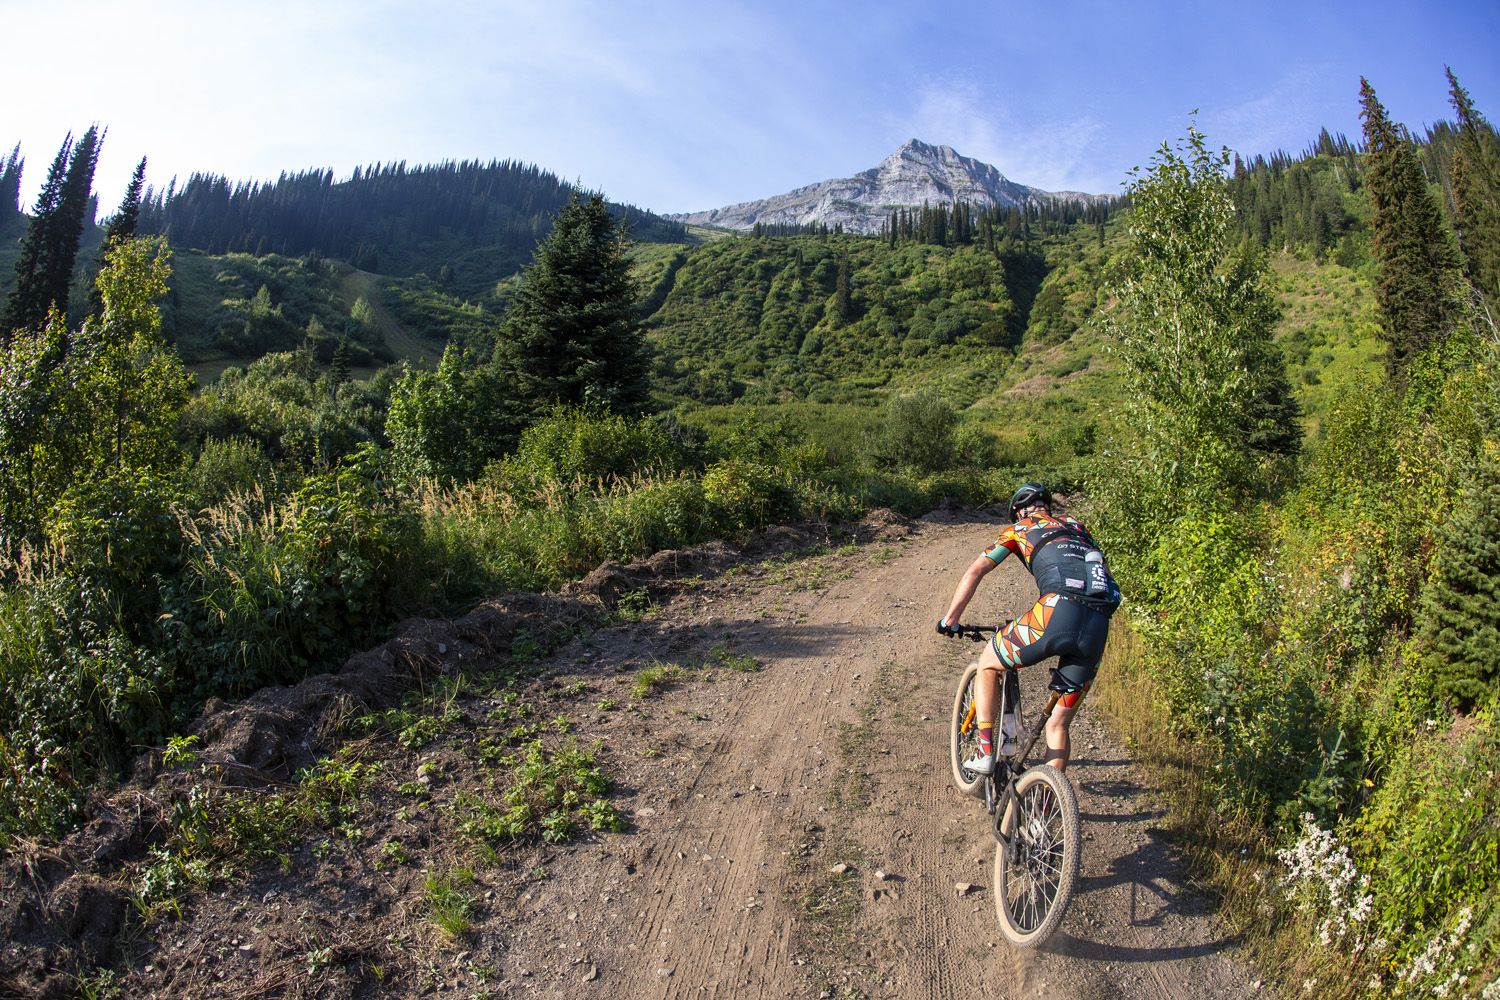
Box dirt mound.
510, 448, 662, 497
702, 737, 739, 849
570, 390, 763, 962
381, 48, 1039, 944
858, 506, 916, 541
567, 525, 821, 609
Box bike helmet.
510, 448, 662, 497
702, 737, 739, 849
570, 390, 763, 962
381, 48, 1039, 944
1008, 481, 1052, 521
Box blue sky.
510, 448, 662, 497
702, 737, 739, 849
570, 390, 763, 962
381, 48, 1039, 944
2, 0, 1496, 217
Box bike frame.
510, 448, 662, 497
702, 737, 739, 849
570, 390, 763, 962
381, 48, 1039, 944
947, 623, 1061, 852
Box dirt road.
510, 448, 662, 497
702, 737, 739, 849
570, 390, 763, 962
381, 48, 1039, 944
502, 511, 1263, 1000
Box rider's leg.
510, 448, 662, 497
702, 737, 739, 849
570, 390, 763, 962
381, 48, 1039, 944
967, 640, 1004, 770
1042, 696, 1082, 771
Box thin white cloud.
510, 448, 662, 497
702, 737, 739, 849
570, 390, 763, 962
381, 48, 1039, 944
890, 81, 1111, 195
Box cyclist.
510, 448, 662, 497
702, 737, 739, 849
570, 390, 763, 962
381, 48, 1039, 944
936, 482, 1120, 774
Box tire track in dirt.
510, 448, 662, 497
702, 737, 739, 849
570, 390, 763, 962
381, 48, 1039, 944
505, 513, 1262, 999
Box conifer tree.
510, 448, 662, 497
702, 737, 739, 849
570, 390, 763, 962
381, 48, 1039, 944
1359, 79, 1462, 377
0, 144, 22, 229
1446, 68, 1500, 305
331, 337, 351, 388
4, 135, 73, 338
1419, 455, 1500, 708
834, 249, 852, 322
104, 157, 147, 244
91, 156, 148, 319
494, 193, 647, 413
1, 127, 102, 340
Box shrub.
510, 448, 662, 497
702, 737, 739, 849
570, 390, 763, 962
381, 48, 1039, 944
183, 435, 275, 505
871, 390, 956, 473
493, 406, 690, 491
702, 460, 799, 531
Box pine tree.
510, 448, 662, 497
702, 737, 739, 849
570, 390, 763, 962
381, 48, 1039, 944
833, 249, 852, 322
331, 337, 351, 388
51, 125, 102, 307
104, 157, 147, 244
91, 156, 148, 318
1446, 68, 1500, 305
494, 193, 648, 413
0, 144, 22, 230
1359, 79, 1463, 377
4, 135, 73, 338
1419, 456, 1500, 708
1, 127, 102, 340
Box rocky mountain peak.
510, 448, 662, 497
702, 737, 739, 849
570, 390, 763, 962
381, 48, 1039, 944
671, 140, 1103, 235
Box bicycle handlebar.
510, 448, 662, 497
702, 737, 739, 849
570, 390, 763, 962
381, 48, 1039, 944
941, 622, 998, 642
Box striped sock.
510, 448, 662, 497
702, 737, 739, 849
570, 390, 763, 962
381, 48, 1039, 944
977, 722, 994, 757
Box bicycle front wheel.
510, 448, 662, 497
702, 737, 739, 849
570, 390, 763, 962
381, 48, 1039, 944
949, 661, 986, 798
993, 765, 1080, 948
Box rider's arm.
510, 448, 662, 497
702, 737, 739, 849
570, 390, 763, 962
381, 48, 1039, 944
941, 553, 999, 627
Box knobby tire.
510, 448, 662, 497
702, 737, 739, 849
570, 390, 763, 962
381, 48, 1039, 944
949, 661, 986, 798
993, 764, 1080, 948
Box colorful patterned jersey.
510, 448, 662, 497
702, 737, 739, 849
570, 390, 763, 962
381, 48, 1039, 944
984, 512, 1121, 612
983, 512, 1100, 566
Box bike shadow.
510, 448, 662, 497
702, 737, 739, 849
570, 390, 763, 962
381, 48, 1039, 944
1073, 831, 1207, 928
1037, 927, 1239, 962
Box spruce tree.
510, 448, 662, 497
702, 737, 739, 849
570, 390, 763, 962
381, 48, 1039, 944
0, 144, 22, 230
4, 135, 73, 337
1419, 455, 1500, 708
1446, 68, 1500, 305
833, 249, 852, 322
91, 156, 148, 318
331, 337, 351, 388
494, 193, 647, 413
104, 156, 147, 244
1359, 79, 1462, 377
1, 127, 101, 340
51, 126, 102, 304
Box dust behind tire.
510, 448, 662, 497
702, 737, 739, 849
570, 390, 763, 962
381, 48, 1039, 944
949, 661, 986, 798
993, 764, 1081, 948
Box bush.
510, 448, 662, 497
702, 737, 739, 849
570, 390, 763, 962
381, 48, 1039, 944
491, 407, 691, 491
871, 390, 956, 473
702, 460, 800, 532
184, 435, 276, 504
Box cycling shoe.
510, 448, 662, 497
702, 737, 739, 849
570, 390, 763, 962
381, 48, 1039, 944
962, 752, 995, 775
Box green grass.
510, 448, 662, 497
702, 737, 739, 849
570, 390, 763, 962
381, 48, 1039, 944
425, 871, 475, 938
631, 662, 684, 699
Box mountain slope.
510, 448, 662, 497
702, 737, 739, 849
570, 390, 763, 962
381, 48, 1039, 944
671, 139, 1106, 234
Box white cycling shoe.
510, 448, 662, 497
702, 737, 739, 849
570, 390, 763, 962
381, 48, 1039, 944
962, 752, 995, 775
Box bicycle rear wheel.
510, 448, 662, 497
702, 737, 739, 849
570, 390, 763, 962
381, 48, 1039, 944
993, 765, 1080, 948
949, 661, 986, 798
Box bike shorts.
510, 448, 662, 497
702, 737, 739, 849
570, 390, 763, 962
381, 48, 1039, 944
992, 593, 1110, 706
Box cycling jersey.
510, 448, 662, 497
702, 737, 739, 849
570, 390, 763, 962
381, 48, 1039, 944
983, 512, 1121, 613
983, 511, 1121, 705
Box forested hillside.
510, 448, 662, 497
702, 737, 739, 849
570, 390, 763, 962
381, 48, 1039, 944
134, 158, 687, 297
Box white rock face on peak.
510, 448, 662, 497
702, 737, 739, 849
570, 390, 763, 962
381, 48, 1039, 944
671, 139, 1107, 235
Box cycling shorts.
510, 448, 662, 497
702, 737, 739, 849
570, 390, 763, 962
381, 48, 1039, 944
992, 593, 1109, 706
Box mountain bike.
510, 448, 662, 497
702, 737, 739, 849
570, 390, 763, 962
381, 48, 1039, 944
945, 623, 1080, 948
